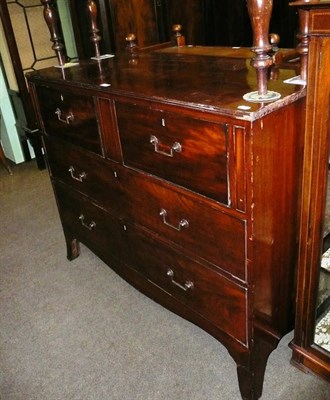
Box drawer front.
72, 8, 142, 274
310, 10, 330, 34
54, 182, 128, 263
36, 85, 102, 154
44, 137, 126, 214
125, 173, 247, 281
116, 102, 229, 204
126, 226, 248, 345
46, 136, 246, 280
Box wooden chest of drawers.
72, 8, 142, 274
27, 48, 305, 400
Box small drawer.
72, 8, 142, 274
36, 85, 102, 155
126, 226, 248, 345
125, 173, 247, 281
44, 137, 126, 214
116, 102, 229, 204
54, 182, 128, 263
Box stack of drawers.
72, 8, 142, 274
35, 83, 249, 346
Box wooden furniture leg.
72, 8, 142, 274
64, 231, 80, 261
235, 335, 278, 400
296, 8, 309, 82
86, 0, 101, 59
244, 0, 281, 102
40, 0, 66, 67
172, 24, 186, 46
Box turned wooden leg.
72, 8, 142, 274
244, 0, 281, 102
296, 9, 309, 82
40, 0, 66, 67
172, 24, 186, 46
236, 337, 278, 400
86, 0, 101, 59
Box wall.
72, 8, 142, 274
0, 19, 24, 164
0, 0, 77, 164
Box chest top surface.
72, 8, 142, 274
27, 46, 305, 121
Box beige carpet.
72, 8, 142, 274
0, 160, 329, 400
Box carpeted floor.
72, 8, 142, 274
0, 161, 329, 400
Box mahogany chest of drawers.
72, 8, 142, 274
27, 47, 305, 399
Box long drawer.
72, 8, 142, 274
36, 85, 102, 155
116, 101, 230, 204
125, 225, 248, 345
125, 174, 247, 281
53, 182, 128, 264
46, 139, 246, 281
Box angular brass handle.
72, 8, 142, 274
68, 166, 86, 182
150, 135, 182, 157
167, 268, 194, 291
79, 214, 96, 230
159, 208, 189, 231
55, 107, 74, 124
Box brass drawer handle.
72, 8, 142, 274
55, 107, 74, 124
150, 135, 182, 157
160, 208, 189, 231
79, 214, 96, 230
68, 166, 86, 182
167, 268, 194, 291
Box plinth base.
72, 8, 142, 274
243, 90, 281, 103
